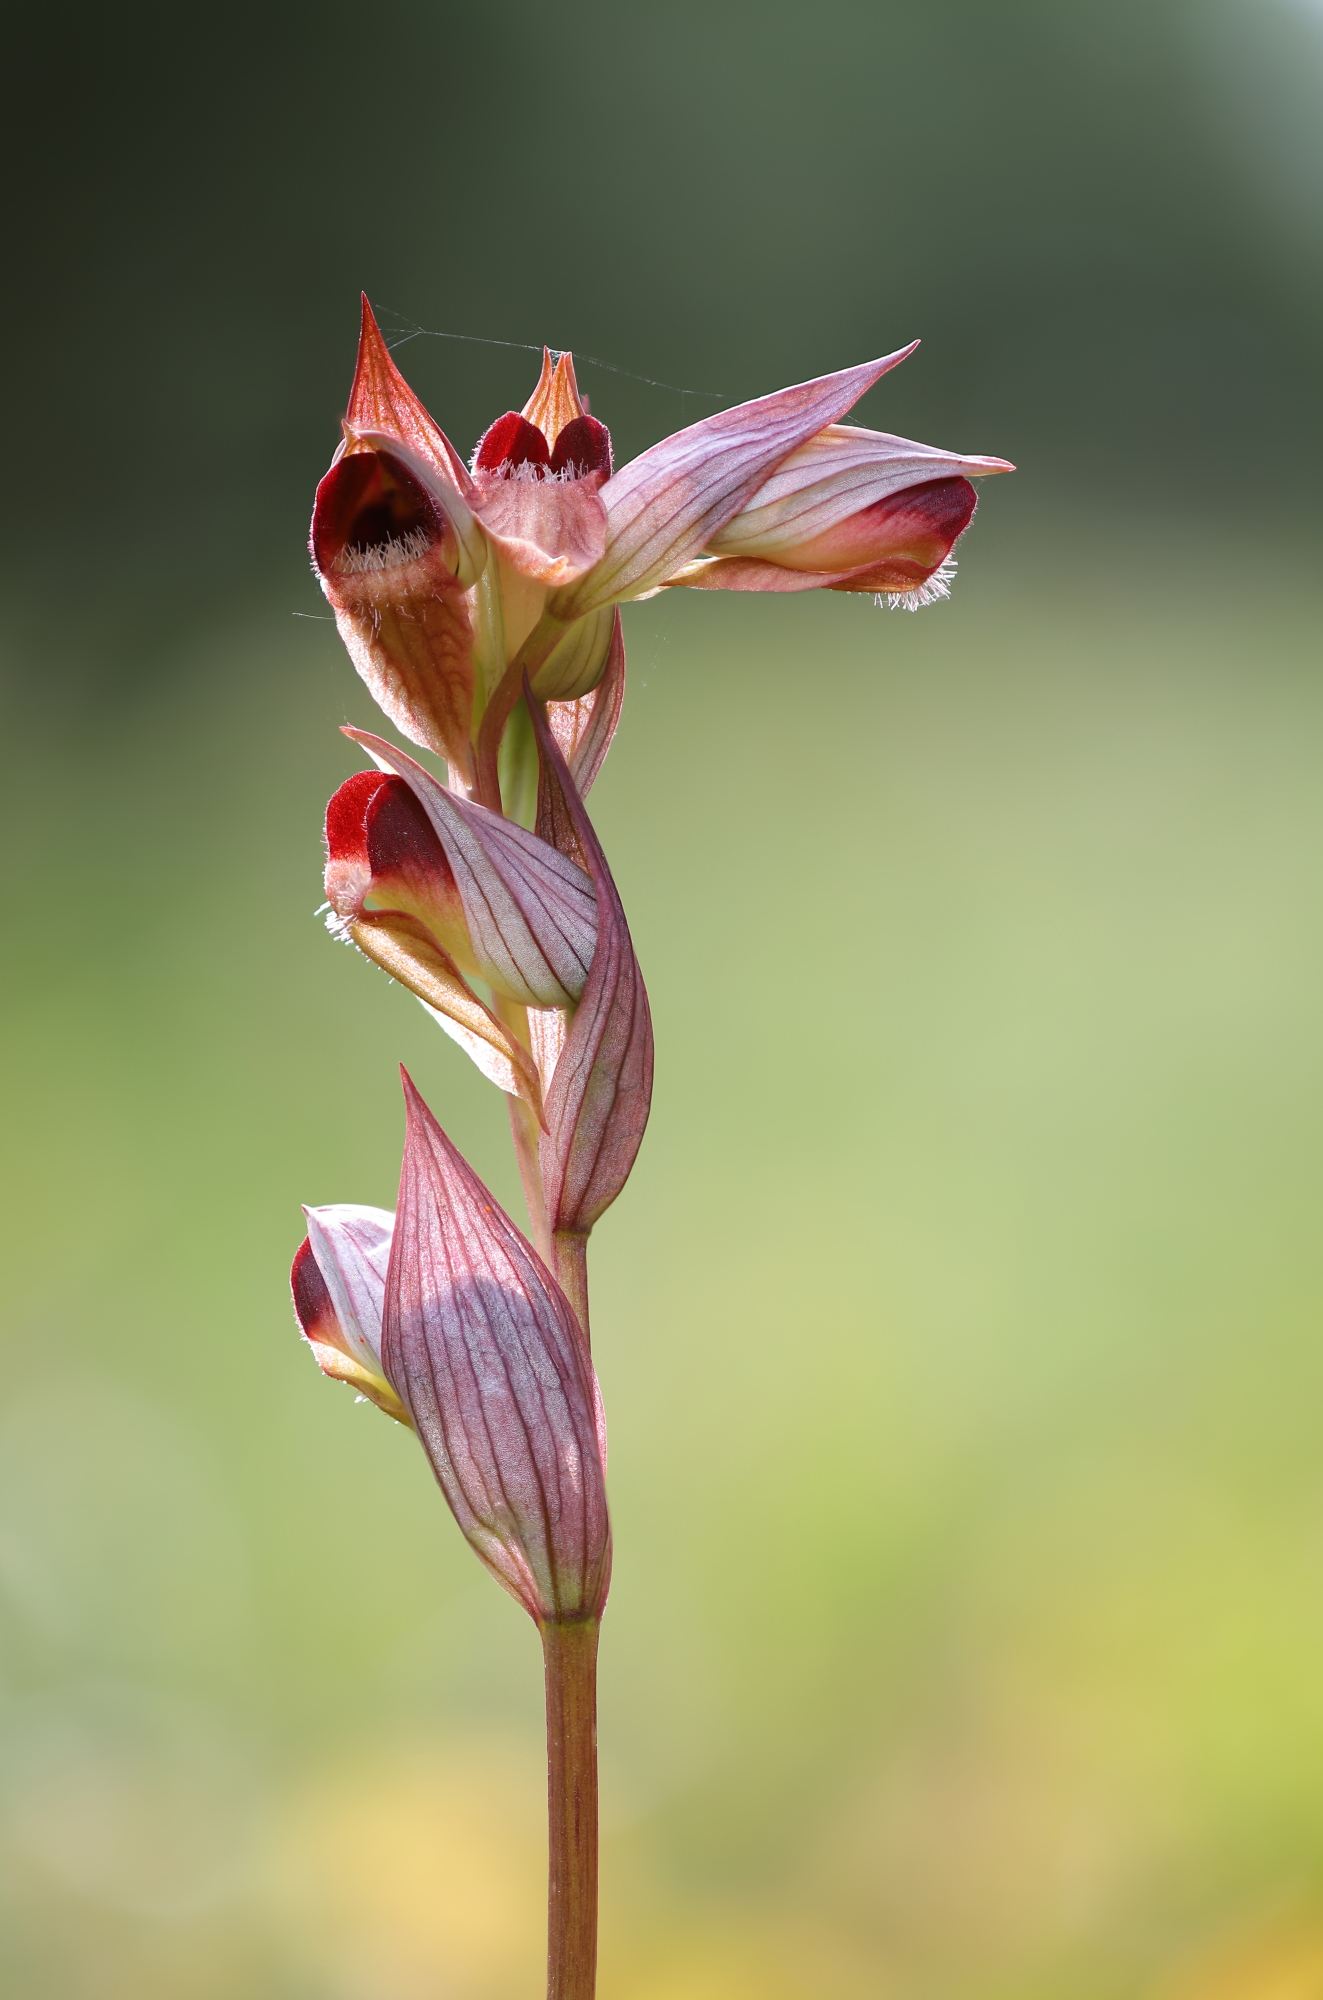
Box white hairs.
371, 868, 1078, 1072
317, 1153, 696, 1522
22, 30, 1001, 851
332, 525, 434, 575
879, 556, 958, 612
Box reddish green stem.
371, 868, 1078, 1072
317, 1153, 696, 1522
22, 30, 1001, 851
507, 1092, 553, 1268
553, 1229, 591, 1347
541, 1618, 600, 2000
492, 996, 554, 1267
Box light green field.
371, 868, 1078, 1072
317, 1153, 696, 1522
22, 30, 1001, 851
3, 526, 1322, 1998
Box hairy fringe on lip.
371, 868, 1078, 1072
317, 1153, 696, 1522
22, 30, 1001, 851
881, 555, 958, 612
331, 525, 435, 575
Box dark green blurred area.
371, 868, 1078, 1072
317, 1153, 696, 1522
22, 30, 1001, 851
3, 0, 1320, 697
3, 3, 1323, 1996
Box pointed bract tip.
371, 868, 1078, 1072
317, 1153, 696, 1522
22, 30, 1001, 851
522, 347, 587, 447
400, 1064, 428, 1119
521, 347, 556, 421
552, 349, 583, 405
337, 301, 475, 499
400, 1065, 454, 1148
865, 338, 918, 383
346, 295, 407, 428
859, 339, 919, 389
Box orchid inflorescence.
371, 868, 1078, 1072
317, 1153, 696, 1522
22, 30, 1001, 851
289, 299, 1011, 2000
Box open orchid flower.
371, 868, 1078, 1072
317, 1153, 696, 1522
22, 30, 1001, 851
291, 1204, 409, 1426
668, 423, 1013, 605
309, 299, 1012, 808
382, 1072, 611, 1625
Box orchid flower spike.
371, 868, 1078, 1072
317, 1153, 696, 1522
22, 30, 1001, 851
309, 299, 1013, 808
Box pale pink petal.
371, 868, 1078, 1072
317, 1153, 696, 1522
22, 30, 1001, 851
553, 347, 919, 616
470, 468, 609, 586
342, 908, 545, 1119
302, 1204, 394, 1372
708, 422, 1014, 559
664, 556, 836, 592
318, 545, 477, 776
293, 1207, 411, 1426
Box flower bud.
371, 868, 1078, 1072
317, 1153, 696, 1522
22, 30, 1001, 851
292, 1204, 410, 1426
383, 1072, 611, 1624
342, 729, 597, 1010
323, 766, 545, 1114
530, 604, 618, 704
325, 769, 469, 962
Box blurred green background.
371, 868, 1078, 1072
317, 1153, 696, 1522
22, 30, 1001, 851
3, 1, 1323, 1995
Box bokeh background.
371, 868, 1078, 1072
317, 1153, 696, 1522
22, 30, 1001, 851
3, 1, 1323, 1994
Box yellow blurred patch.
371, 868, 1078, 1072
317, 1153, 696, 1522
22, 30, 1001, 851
604, 1912, 886, 2000
1159, 1918, 1323, 2000
265, 1731, 545, 2000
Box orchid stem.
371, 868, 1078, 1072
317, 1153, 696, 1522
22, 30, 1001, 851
541, 1617, 600, 2000
492, 996, 554, 1267
507, 1091, 554, 1268
553, 1230, 591, 1347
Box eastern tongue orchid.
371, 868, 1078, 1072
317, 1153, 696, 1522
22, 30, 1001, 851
294, 300, 1012, 2000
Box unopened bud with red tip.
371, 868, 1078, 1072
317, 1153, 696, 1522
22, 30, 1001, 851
383, 1072, 611, 1625
324, 729, 600, 1109
339, 728, 597, 1011
292, 1204, 410, 1426
323, 767, 546, 1111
